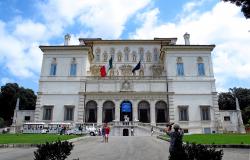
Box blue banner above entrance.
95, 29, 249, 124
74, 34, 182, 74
121, 102, 132, 112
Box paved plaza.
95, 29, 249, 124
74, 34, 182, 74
0, 136, 249, 160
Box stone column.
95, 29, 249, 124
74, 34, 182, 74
150, 101, 156, 125
97, 101, 103, 125
132, 100, 138, 121
115, 100, 120, 121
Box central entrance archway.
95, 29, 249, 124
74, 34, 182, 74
138, 101, 150, 123
120, 101, 132, 122
103, 101, 115, 123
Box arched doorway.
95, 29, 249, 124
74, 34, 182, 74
138, 101, 150, 123
85, 101, 97, 123
155, 101, 168, 123
103, 101, 115, 123
120, 101, 132, 121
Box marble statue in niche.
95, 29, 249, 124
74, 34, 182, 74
132, 51, 137, 62
146, 51, 151, 62
117, 51, 122, 62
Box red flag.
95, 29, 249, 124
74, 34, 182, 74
100, 66, 106, 77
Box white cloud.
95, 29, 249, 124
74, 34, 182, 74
1, 77, 15, 85
14, 20, 47, 41
0, 20, 43, 78
38, 0, 151, 39
130, 2, 250, 91
182, 0, 208, 13
0, 0, 151, 81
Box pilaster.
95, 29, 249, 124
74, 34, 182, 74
114, 100, 120, 121
150, 100, 156, 125
34, 94, 42, 121
168, 94, 175, 122
97, 100, 103, 125
132, 100, 138, 121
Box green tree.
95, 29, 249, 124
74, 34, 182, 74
218, 87, 250, 124
241, 106, 250, 124
0, 83, 37, 125
221, 0, 250, 19
218, 92, 236, 110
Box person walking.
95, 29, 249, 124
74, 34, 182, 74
101, 124, 105, 142
104, 123, 110, 143
151, 126, 154, 136
165, 124, 186, 160
131, 127, 134, 136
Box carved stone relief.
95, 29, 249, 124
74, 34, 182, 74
110, 48, 115, 54
95, 48, 101, 54
119, 65, 133, 76
90, 65, 101, 76
124, 47, 130, 53
150, 65, 164, 77
121, 80, 131, 90
139, 69, 144, 76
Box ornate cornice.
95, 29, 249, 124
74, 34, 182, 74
39, 45, 90, 52
162, 45, 215, 52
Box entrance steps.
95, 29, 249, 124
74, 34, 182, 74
109, 121, 166, 136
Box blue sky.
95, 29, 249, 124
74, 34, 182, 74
0, 0, 249, 93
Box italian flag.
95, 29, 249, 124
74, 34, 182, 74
100, 57, 113, 77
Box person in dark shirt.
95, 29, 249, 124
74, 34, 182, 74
165, 124, 185, 159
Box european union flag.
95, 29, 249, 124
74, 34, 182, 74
132, 61, 141, 73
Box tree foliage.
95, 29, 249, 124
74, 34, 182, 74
0, 83, 37, 125
218, 87, 250, 124
169, 143, 223, 160
222, 0, 250, 19
34, 140, 74, 160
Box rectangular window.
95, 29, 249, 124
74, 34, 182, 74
177, 63, 184, 76
201, 106, 210, 120
43, 106, 53, 120
50, 63, 57, 76
24, 116, 30, 121
204, 128, 211, 134
224, 116, 230, 121
70, 63, 77, 76
179, 106, 189, 121
64, 106, 74, 121
198, 63, 205, 76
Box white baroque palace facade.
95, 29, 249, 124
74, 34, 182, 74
29, 34, 245, 135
